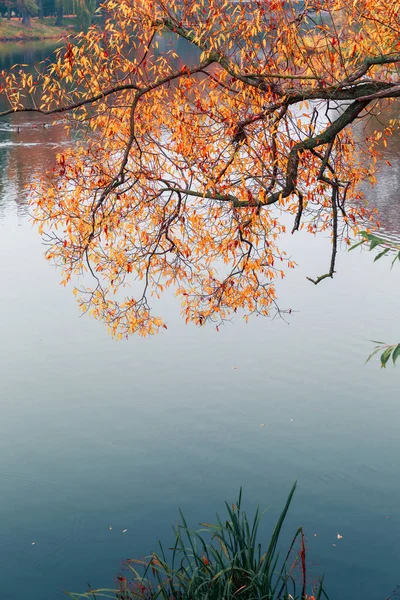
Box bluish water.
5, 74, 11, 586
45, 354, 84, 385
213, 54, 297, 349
0, 43, 399, 600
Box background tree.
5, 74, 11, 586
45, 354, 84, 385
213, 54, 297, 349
54, 0, 64, 26
5, 0, 12, 19
17, 0, 38, 25
0, 0, 399, 337
75, 0, 96, 32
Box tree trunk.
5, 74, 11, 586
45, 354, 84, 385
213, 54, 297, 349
21, 7, 31, 26
55, 4, 63, 26
38, 0, 44, 20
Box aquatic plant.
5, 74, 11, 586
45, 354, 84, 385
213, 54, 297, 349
351, 231, 400, 368
67, 482, 327, 600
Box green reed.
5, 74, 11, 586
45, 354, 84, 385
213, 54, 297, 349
67, 482, 327, 600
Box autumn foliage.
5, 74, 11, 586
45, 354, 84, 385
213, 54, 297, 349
0, 0, 399, 336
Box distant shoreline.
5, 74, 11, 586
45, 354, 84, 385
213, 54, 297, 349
0, 36, 68, 42
0, 16, 74, 42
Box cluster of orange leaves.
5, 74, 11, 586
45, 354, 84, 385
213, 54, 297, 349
0, 0, 398, 336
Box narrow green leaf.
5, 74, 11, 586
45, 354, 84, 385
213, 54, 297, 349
374, 247, 390, 261
380, 347, 393, 368
348, 239, 365, 251
365, 346, 382, 364
392, 344, 400, 365
369, 239, 381, 251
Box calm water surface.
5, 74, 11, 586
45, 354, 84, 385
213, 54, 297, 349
0, 42, 399, 600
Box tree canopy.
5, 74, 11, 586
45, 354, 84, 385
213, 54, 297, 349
0, 0, 97, 28
0, 0, 399, 337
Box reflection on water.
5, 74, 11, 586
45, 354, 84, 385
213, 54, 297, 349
0, 41, 67, 222
0, 113, 67, 220
367, 162, 400, 242
0, 39, 61, 71
361, 104, 400, 242
0, 42, 399, 600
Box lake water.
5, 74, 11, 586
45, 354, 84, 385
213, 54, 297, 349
0, 42, 399, 600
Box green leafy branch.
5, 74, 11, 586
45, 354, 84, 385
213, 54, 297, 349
366, 342, 400, 368
350, 231, 399, 368
350, 230, 400, 266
